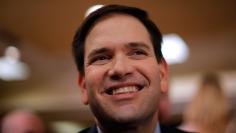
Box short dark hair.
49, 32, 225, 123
72, 4, 163, 75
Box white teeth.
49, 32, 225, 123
112, 86, 138, 95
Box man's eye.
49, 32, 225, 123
89, 55, 111, 65
129, 49, 148, 58
133, 50, 146, 55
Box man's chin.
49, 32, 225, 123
101, 112, 147, 126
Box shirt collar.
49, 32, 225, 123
155, 123, 161, 133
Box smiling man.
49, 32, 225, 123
72, 5, 190, 133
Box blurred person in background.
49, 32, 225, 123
225, 111, 236, 133
1, 109, 46, 133
179, 73, 230, 133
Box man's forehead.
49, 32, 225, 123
84, 12, 154, 58
87, 42, 151, 59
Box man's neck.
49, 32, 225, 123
97, 112, 158, 133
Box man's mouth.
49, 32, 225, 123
105, 85, 143, 95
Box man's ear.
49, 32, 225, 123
159, 59, 168, 94
78, 74, 89, 105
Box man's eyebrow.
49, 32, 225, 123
125, 42, 150, 50
87, 48, 110, 59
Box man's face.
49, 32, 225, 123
79, 14, 168, 124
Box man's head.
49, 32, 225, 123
72, 4, 168, 129
1, 110, 45, 133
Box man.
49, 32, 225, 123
1, 109, 45, 133
72, 5, 190, 133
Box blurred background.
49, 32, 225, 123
0, 0, 236, 132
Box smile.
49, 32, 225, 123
105, 85, 143, 95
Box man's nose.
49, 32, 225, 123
107, 55, 133, 80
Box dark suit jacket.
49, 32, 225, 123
78, 125, 193, 133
